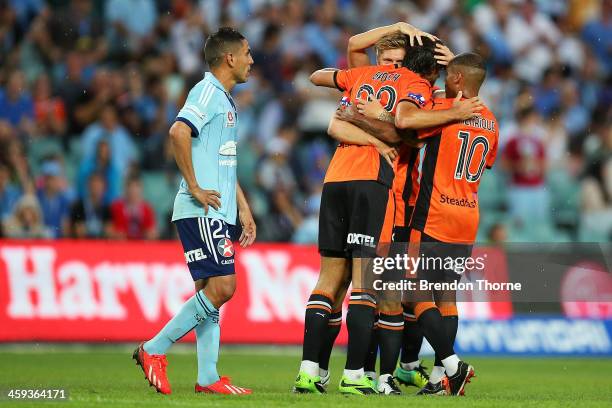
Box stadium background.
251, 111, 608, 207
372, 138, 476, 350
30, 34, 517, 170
0, 0, 611, 365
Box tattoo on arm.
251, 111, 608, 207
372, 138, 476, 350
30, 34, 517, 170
377, 110, 394, 123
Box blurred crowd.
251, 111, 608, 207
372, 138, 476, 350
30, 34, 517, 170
0, 0, 610, 242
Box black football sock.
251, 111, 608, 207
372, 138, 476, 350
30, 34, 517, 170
301, 292, 333, 363
400, 306, 424, 365
364, 316, 379, 374
443, 314, 459, 346
378, 311, 404, 375
417, 307, 454, 361
318, 309, 342, 371
345, 291, 377, 370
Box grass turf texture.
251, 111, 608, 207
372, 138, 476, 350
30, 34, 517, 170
1, 347, 611, 407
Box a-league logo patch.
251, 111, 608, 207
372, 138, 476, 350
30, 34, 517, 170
217, 238, 234, 257
225, 111, 236, 127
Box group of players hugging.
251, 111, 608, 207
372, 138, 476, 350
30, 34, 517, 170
294, 21, 499, 397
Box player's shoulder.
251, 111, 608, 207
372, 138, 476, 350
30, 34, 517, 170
187, 77, 223, 105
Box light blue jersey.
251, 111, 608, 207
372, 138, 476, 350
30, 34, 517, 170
172, 72, 238, 224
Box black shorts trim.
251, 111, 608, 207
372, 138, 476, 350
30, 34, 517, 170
319, 249, 349, 258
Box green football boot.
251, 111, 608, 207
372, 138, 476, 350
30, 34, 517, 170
394, 364, 429, 388
293, 372, 325, 394
338, 374, 378, 395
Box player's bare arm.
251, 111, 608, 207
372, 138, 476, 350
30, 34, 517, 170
309, 68, 339, 88
395, 91, 483, 129
336, 103, 421, 148
348, 22, 437, 68
237, 182, 256, 247
169, 121, 221, 214
327, 114, 398, 166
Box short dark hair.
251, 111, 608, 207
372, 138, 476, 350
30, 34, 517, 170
448, 52, 486, 72
402, 37, 440, 77
204, 27, 246, 68
448, 52, 486, 85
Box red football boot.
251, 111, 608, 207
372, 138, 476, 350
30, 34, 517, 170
195, 376, 252, 395
132, 342, 171, 395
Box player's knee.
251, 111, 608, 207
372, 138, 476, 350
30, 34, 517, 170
205, 277, 236, 307
313, 274, 343, 298
216, 280, 236, 304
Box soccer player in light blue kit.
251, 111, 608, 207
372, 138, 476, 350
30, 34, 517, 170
133, 27, 256, 396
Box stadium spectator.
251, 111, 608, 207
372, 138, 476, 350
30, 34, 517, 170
257, 136, 297, 193
543, 109, 570, 171
105, 0, 157, 55
532, 67, 563, 118
36, 160, 71, 238
581, 0, 612, 73
0, 127, 32, 193
80, 104, 137, 173
504, 0, 561, 83
303, 0, 343, 67
70, 172, 111, 238
0, 70, 34, 132
169, 0, 207, 77
581, 125, 612, 239
32, 73, 66, 136
0, 163, 21, 221
292, 191, 321, 244
48, 0, 106, 59
487, 223, 509, 245
2, 194, 52, 239
108, 176, 157, 240
72, 69, 114, 132
502, 107, 550, 226
560, 80, 591, 137
58, 51, 88, 136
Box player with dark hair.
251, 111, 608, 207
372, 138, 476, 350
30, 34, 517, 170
409, 52, 496, 396
132, 27, 256, 396
292, 22, 437, 395
297, 34, 482, 395
352, 52, 497, 396
313, 23, 436, 394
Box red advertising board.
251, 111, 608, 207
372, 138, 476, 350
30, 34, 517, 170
0, 241, 511, 343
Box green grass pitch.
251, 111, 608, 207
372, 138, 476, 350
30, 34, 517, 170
1, 346, 611, 407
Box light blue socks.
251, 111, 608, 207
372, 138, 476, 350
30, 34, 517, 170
144, 290, 216, 355
195, 308, 221, 386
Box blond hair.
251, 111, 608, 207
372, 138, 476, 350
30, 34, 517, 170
374, 33, 407, 57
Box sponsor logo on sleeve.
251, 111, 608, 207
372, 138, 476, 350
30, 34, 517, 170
407, 92, 427, 107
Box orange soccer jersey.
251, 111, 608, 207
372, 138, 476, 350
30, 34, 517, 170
324, 65, 432, 188
410, 98, 499, 244
392, 145, 421, 227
